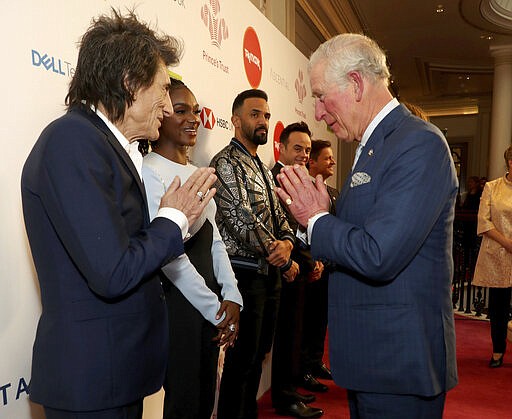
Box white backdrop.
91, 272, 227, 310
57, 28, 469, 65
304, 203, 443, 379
0, 1, 336, 418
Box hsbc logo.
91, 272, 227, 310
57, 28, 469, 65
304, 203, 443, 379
200, 107, 232, 131
200, 107, 216, 129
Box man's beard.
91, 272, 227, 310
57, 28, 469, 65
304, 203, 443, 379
242, 122, 268, 145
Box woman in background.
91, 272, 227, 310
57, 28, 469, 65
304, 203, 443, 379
142, 78, 243, 418
473, 145, 512, 368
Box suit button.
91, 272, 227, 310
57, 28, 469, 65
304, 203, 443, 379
160, 294, 165, 301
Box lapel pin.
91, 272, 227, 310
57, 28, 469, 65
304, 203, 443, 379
368, 149, 374, 156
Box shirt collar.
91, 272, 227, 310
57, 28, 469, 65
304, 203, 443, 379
360, 97, 399, 147
94, 107, 129, 149
93, 106, 143, 180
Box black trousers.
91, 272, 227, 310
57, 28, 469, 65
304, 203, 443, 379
271, 278, 306, 406
162, 220, 220, 419
300, 277, 328, 374
163, 286, 219, 419
217, 266, 281, 419
488, 287, 512, 353
44, 400, 143, 419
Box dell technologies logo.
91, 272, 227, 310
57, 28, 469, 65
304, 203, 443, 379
31, 49, 75, 77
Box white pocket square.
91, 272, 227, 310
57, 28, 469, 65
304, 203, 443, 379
350, 171, 372, 188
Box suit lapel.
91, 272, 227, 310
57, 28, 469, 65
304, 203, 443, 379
353, 104, 407, 173
337, 173, 352, 213
74, 108, 151, 223
327, 185, 338, 215
338, 104, 408, 215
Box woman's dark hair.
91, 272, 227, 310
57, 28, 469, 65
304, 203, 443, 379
170, 77, 187, 91
66, 8, 183, 123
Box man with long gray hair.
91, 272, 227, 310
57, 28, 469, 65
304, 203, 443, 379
22, 10, 216, 419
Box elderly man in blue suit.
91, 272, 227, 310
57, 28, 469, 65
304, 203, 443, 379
276, 33, 458, 419
21, 10, 216, 419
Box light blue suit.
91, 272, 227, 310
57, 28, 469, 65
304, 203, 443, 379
311, 104, 458, 399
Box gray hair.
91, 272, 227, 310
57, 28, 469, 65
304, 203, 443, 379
308, 33, 390, 90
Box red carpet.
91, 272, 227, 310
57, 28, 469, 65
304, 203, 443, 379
444, 316, 512, 419
257, 315, 512, 418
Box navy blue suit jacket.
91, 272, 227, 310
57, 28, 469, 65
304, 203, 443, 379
22, 107, 184, 410
312, 105, 458, 396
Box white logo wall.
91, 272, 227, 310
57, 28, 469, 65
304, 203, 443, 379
0, 1, 336, 418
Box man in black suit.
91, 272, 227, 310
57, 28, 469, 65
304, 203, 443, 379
300, 140, 339, 385
301, 140, 338, 383
21, 10, 216, 419
271, 122, 324, 418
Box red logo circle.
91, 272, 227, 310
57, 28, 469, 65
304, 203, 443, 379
243, 27, 262, 88
273, 121, 284, 163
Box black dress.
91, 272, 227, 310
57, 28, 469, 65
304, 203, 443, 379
162, 220, 222, 419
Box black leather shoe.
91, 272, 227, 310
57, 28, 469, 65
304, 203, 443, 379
310, 363, 332, 380
295, 391, 316, 404
286, 389, 316, 404
299, 374, 328, 393
489, 354, 504, 368
275, 401, 323, 418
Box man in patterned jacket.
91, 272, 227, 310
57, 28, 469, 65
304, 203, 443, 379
210, 89, 296, 419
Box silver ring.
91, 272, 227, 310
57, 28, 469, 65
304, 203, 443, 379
285, 198, 292, 206
228, 324, 236, 332
197, 191, 204, 201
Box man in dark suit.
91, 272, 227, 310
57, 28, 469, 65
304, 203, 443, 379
276, 33, 458, 418
21, 10, 216, 419
300, 139, 338, 383
271, 122, 324, 418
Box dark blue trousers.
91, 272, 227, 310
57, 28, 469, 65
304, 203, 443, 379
347, 390, 446, 419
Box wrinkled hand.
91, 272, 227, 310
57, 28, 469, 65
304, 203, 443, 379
307, 261, 324, 282
213, 301, 241, 347
276, 165, 330, 227
160, 167, 217, 226
266, 239, 293, 267
283, 260, 300, 282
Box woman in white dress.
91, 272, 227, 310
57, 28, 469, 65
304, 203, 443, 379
142, 78, 242, 418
